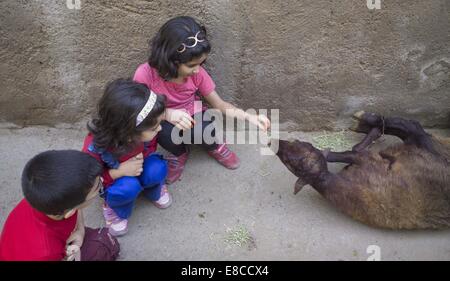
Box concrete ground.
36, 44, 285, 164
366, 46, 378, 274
1, 124, 450, 261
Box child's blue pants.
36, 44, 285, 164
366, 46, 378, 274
105, 153, 167, 219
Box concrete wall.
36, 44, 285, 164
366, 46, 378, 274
1, 0, 449, 130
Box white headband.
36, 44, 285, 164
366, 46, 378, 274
136, 91, 157, 127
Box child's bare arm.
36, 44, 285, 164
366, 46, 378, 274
65, 211, 85, 261
204, 91, 271, 131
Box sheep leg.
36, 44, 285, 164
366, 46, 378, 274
323, 150, 360, 164
383, 117, 437, 155
351, 111, 436, 154
352, 127, 382, 152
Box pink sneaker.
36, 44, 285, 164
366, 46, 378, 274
102, 204, 128, 237
152, 184, 172, 209
207, 143, 240, 169
166, 151, 189, 184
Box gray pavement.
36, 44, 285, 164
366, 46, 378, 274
1, 125, 449, 260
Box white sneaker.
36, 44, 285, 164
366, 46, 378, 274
102, 204, 128, 236
152, 185, 172, 209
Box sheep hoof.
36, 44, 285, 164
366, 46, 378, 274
349, 118, 361, 132
352, 110, 366, 120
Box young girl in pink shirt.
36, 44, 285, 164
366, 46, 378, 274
134, 16, 270, 184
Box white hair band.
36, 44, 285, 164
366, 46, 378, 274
136, 91, 157, 127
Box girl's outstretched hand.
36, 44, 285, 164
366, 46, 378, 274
165, 108, 195, 131
248, 114, 271, 132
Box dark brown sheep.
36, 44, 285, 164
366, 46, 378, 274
274, 111, 450, 229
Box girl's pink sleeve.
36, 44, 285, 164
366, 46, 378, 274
133, 64, 152, 89
195, 67, 216, 97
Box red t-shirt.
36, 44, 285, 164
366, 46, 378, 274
0, 199, 77, 261
81, 133, 157, 188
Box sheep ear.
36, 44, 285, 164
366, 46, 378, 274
294, 178, 307, 195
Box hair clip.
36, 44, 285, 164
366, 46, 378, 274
177, 31, 205, 53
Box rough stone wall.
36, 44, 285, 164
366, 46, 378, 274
1, 0, 449, 130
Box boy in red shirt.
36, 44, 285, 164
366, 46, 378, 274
0, 150, 116, 261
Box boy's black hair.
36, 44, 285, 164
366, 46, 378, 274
21, 150, 103, 216
149, 16, 211, 80
87, 78, 166, 158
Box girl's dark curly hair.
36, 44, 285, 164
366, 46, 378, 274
149, 16, 211, 80
88, 78, 166, 157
